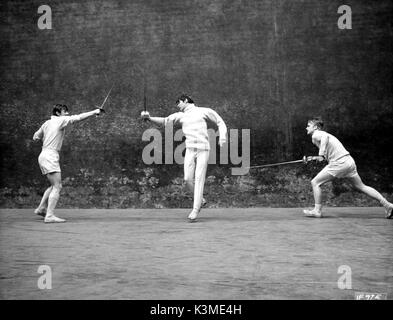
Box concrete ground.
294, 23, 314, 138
0, 207, 392, 300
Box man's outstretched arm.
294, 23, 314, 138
78, 109, 102, 121
60, 109, 102, 128
149, 117, 165, 125
141, 111, 181, 126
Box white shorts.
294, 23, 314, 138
38, 149, 61, 175
321, 155, 358, 179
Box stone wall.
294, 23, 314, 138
1, 0, 392, 207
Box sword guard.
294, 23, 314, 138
95, 108, 105, 117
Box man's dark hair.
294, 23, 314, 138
176, 94, 194, 104
308, 117, 324, 129
52, 104, 69, 116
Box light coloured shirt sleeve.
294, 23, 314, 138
164, 112, 183, 126
59, 115, 82, 129
316, 131, 329, 157
33, 125, 44, 140
204, 108, 227, 142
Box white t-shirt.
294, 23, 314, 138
33, 115, 81, 152
312, 130, 350, 162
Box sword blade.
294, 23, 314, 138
248, 159, 304, 169
143, 73, 147, 112
99, 84, 114, 109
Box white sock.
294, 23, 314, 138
314, 204, 322, 212
380, 198, 392, 208
46, 188, 60, 217
36, 187, 52, 212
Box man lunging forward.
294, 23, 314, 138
142, 94, 227, 221
33, 104, 103, 223
304, 117, 393, 219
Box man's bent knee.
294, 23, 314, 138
52, 184, 62, 192
311, 179, 319, 188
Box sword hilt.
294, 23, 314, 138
305, 155, 325, 163
95, 107, 106, 117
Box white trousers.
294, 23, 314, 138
184, 148, 210, 210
